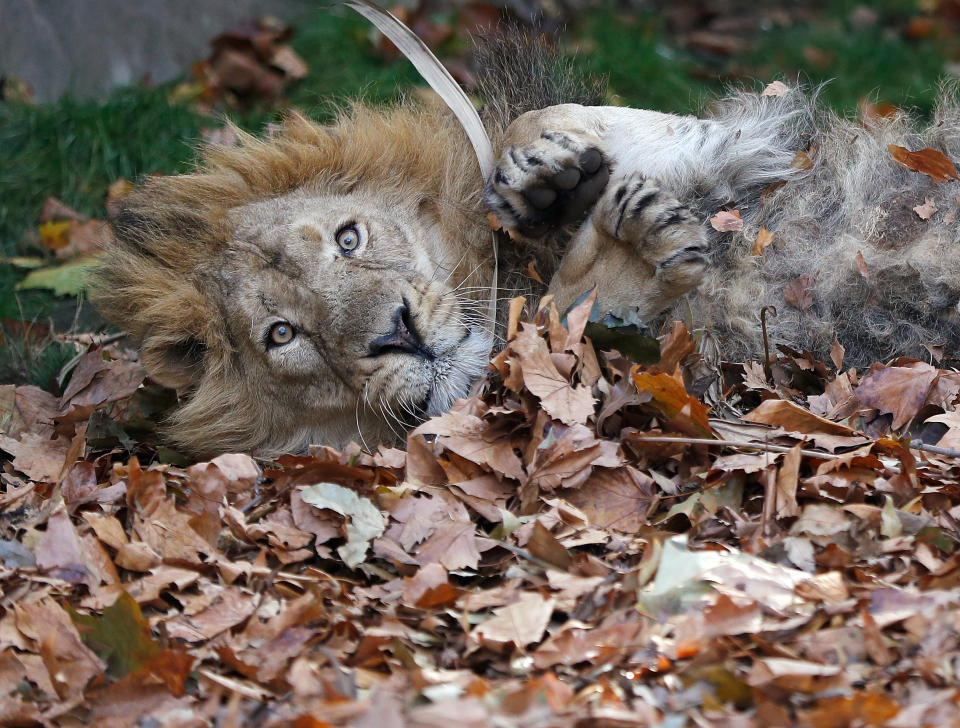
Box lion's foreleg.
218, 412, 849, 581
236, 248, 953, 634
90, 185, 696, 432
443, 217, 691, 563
548, 171, 709, 318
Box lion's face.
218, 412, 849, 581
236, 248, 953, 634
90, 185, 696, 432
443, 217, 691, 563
93, 107, 492, 457
188, 188, 491, 454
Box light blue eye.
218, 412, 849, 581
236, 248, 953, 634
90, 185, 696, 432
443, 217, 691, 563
269, 322, 295, 346
336, 224, 360, 251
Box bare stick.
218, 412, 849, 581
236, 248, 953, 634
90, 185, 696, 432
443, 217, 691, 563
910, 441, 960, 460
633, 436, 841, 460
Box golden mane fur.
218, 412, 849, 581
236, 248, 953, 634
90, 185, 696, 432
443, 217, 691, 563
93, 103, 495, 455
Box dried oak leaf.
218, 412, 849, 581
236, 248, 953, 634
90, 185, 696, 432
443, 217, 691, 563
854, 362, 938, 429
751, 227, 774, 256
632, 369, 712, 438
914, 196, 938, 219
510, 323, 595, 426
709, 209, 743, 232
888, 144, 959, 182
783, 274, 815, 310
299, 482, 386, 568
471, 592, 555, 651
743, 399, 856, 436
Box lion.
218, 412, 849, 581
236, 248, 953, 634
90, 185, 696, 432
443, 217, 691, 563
93, 41, 960, 457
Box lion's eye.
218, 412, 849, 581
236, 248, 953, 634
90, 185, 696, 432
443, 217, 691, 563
335, 224, 361, 252
268, 322, 295, 347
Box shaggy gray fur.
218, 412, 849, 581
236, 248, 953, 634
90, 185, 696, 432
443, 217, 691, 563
669, 87, 960, 366
476, 37, 959, 365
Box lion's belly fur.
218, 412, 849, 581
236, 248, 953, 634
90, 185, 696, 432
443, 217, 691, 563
503, 93, 960, 365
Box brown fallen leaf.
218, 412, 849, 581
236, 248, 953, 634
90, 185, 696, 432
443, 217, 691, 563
761, 81, 790, 97
15, 599, 106, 701
632, 369, 713, 438
913, 196, 938, 219
775, 443, 801, 518
751, 227, 774, 256
561, 466, 654, 532
510, 324, 595, 426
783, 274, 815, 310
526, 520, 573, 570
743, 399, 856, 437
0, 384, 59, 438
830, 338, 845, 370
855, 362, 939, 430
709, 209, 743, 232
854, 250, 870, 282
59, 350, 144, 416
888, 144, 960, 183
471, 592, 555, 651
0, 431, 71, 482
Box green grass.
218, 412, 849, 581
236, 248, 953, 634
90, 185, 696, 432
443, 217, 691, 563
0, 1, 953, 388
745, 8, 951, 114
0, 9, 421, 260
572, 3, 952, 115
571, 11, 714, 113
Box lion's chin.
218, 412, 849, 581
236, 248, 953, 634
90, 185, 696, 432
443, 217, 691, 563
422, 328, 492, 417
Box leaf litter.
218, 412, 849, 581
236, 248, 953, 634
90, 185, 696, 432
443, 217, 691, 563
3, 292, 960, 727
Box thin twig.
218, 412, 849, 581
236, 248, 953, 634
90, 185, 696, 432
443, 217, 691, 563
760, 306, 777, 383
634, 436, 841, 460
55, 331, 126, 346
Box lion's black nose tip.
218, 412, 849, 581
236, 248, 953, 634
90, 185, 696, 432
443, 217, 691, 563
369, 299, 430, 358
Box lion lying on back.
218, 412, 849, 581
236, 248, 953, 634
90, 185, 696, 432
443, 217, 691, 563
93, 47, 960, 456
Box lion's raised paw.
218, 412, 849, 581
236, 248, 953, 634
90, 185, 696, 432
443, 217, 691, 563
485, 131, 609, 238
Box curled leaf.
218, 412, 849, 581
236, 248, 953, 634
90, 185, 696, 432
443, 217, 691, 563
888, 144, 959, 183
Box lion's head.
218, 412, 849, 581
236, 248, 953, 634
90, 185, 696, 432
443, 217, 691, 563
93, 106, 495, 456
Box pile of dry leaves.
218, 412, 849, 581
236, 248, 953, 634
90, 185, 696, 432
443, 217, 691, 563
2, 291, 960, 727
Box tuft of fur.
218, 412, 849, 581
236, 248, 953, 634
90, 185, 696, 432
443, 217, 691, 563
669, 86, 960, 366
474, 33, 608, 137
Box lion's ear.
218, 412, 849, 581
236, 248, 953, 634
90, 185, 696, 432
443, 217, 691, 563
140, 333, 208, 391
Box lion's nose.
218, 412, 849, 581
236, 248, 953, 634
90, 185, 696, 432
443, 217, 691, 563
368, 298, 432, 358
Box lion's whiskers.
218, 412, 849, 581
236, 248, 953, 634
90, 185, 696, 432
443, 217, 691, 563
354, 380, 373, 452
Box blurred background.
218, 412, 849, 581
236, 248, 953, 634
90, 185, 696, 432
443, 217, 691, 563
2, 0, 959, 390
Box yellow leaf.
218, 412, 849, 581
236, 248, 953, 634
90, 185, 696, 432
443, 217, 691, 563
751, 227, 774, 256
38, 220, 71, 250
